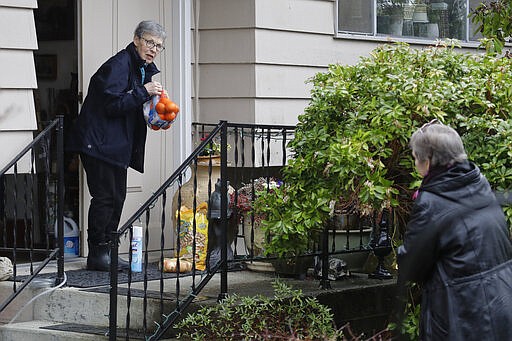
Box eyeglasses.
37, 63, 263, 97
140, 37, 165, 52
419, 118, 442, 132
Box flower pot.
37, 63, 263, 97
389, 15, 404, 36
172, 155, 221, 211
403, 4, 416, 21
328, 228, 372, 273
272, 256, 313, 279
242, 213, 266, 257
412, 4, 428, 23
333, 213, 358, 230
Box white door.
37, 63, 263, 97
78, 0, 192, 256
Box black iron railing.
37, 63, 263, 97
107, 121, 394, 340
0, 117, 394, 338
0, 116, 65, 315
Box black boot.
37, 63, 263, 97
87, 243, 129, 271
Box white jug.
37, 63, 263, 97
55, 216, 80, 258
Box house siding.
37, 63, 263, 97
0, 2, 38, 172
196, 0, 379, 126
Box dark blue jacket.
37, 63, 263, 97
67, 42, 159, 173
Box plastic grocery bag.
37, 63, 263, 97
175, 202, 209, 271
143, 95, 171, 130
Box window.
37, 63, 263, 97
337, 0, 488, 43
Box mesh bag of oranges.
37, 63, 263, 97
143, 90, 180, 131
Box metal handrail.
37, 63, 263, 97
0, 116, 65, 315
107, 121, 389, 340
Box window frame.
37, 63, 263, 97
334, 0, 482, 48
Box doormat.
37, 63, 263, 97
40, 323, 146, 339
13, 262, 204, 288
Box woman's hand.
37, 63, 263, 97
144, 81, 163, 96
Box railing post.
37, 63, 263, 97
319, 218, 332, 289
109, 231, 120, 340
369, 209, 393, 279
55, 115, 65, 286
218, 121, 229, 301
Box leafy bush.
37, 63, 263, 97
256, 42, 512, 257
470, 0, 512, 55
174, 281, 339, 340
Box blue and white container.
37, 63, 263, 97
131, 226, 143, 272
55, 216, 80, 258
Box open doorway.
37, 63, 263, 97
33, 0, 80, 238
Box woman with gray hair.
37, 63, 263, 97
398, 120, 512, 340
68, 20, 167, 271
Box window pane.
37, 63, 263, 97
441, 0, 467, 40
338, 0, 373, 34
338, 1, 489, 43
468, 0, 490, 41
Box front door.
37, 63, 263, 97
78, 0, 192, 255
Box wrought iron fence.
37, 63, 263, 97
0, 116, 65, 315
108, 121, 394, 340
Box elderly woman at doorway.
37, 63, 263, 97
68, 20, 166, 271
398, 120, 512, 340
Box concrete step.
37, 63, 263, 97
0, 320, 178, 341
0, 320, 109, 341
33, 286, 166, 329
1, 283, 170, 330
1, 265, 398, 340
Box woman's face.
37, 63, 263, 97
133, 34, 164, 64
413, 151, 429, 177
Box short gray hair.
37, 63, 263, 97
134, 20, 166, 41
409, 120, 467, 167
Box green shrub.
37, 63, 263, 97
470, 0, 512, 55
173, 281, 339, 340
256, 42, 512, 258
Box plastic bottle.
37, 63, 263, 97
54, 215, 80, 258
131, 226, 143, 272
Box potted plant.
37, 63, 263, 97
377, 0, 412, 35
256, 41, 512, 264
232, 177, 281, 258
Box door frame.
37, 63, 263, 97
76, 0, 193, 256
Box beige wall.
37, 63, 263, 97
0, 1, 38, 173
194, 0, 384, 126
195, 0, 485, 127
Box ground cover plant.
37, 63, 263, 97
173, 281, 339, 340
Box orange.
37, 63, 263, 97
160, 97, 171, 106
155, 102, 166, 115
150, 125, 160, 131
165, 101, 179, 114
166, 112, 177, 121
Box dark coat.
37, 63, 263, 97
67, 42, 159, 173
398, 161, 512, 340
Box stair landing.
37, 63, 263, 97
0, 257, 397, 340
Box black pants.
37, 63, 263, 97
80, 154, 127, 245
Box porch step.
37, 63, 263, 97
0, 320, 177, 341
0, 320, 109, 341
0, 282, 186, 340
0, 269, 398, 340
